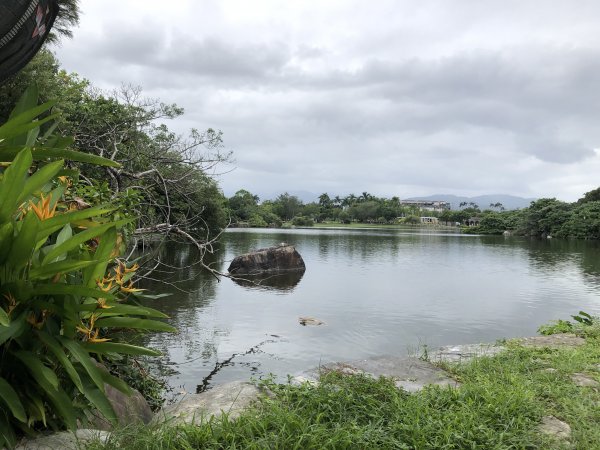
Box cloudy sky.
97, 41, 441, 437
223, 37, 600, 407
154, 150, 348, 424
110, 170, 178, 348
54, 0, 600, 201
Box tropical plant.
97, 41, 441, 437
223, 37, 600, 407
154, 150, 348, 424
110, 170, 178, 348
0, 87, 175, 448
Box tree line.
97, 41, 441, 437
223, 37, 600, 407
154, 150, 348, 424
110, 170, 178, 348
226, 189, 600, 240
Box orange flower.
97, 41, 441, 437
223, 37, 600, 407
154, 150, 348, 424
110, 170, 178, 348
124, 263, 139, 274
3, 293, 17, 315
76, 313, 111, 343
120, 281, 144, 294
96, 277, 114, 292
29, 193, 58, 221
96, 298, 113, 309
26, 310, 48, 329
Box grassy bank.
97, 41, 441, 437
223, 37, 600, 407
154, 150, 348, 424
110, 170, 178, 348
89, 322, 600, 449
295, 221, 460, 231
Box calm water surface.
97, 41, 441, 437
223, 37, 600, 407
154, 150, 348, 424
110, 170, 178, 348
139, 228, 600, 394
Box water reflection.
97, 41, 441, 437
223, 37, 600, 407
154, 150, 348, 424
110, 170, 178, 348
136, 228, 600, 394
231, 271, 305, 292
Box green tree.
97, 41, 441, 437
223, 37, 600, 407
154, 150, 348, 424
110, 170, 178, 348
273, 193, 303, 221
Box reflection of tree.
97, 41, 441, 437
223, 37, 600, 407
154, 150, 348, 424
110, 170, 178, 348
480, 235, 600, 290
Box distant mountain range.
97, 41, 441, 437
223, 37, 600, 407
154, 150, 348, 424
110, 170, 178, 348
406, 194, 536, 210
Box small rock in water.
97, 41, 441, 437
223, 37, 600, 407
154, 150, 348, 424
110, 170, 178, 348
299, 316, 325, 326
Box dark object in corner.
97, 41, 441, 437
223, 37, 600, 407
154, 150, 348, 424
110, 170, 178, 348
228, 243, 306, 275
0, 0, 58, 83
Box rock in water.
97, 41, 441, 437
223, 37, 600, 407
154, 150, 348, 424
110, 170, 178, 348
299, 317, 325, 326
228, 243, 305, 275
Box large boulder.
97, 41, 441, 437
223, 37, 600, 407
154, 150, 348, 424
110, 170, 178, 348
228, 243, 305, 275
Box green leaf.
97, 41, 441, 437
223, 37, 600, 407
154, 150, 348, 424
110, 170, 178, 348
36, 205, 115, 241
60, 339, 105, 392
0, 314, 27, 346
0, 222, 13, 264
33, 284, 116, 300
99, 367, 132, 395
76, 303, 168, 318
0, 308, 9, 327
0, 414, 17, 450
14, 351, 59, 392
95, 317, 176, 333
83, 226, 117, 288
17, 159, 64, 205
42, 219, 130, 265
8, 85, 41, 120
84, 342, 162, 357
6, 210, 39, 270
33, 148, 121, 168
80, 376, 117, 426
0, 113, 59, 142
37, 331, 83, 392
0, 148, 32, 223
29, 259, 98, 279
45, 386, 78, 430
0, 377, 27, 423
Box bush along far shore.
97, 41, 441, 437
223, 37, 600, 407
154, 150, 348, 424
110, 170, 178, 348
86, 313, 600, 450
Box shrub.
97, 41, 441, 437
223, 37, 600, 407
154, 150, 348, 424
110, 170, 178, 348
292, 215, 314, 227
0, 87, 175, 448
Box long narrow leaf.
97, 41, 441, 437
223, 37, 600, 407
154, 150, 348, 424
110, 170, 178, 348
80, 376, 117, 426
33, 148, 121, 168
6, 211, 39, 270
95, 317, 176, 332
4, 99, 55, 127
17, 160, 64, 205
14, 351, 59, 392
0, 148, 31, 223
37, 332, 83, 392
0, 308, 9, 327
0, 377, 27, 423
29, 259, 98, 279
45, 386, 78, 430
84, 342, 162, 357
60, 339, 105, 392
42, 220, 130, 265
83, 226, 116, 288
0, 314, 26, 346
33, 284, 116, 300
76, 303, 168, 318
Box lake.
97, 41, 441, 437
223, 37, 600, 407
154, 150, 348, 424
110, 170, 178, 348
138, 227, 600, 394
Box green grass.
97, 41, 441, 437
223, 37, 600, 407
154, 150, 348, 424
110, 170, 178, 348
298, 221, 457, 230
88, 335, 600, 450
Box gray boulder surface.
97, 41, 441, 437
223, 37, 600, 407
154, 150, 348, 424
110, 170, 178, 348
228, 243, 305, 275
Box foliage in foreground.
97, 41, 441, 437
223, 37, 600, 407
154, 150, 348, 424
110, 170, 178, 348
0, 88, 175, 448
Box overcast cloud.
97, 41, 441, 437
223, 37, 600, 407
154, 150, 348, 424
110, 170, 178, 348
54, 0, 600, 201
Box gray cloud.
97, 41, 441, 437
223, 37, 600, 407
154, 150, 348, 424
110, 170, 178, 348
55, 0, 600, 201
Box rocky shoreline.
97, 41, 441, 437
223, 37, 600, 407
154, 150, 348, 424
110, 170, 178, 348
17, 333, 589, 449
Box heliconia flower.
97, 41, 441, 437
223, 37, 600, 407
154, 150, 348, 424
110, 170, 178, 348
96, 298, 113, 309
124, 263, 139, 274
88, 329, 111, 343
96, 277, 115, 292
120, 281, 145, 294
3, 293, 17, 315
29, 193, 58, 221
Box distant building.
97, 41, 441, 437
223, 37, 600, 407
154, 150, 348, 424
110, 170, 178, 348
465, 217, 481, 226
420, 216, 439, 224
400, 200, 451, 212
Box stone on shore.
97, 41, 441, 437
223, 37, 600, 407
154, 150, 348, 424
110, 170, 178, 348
16, 429, 110, 450
228, 243, 305, 275
299, 356, 460, 393
153, 381, 262, 426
